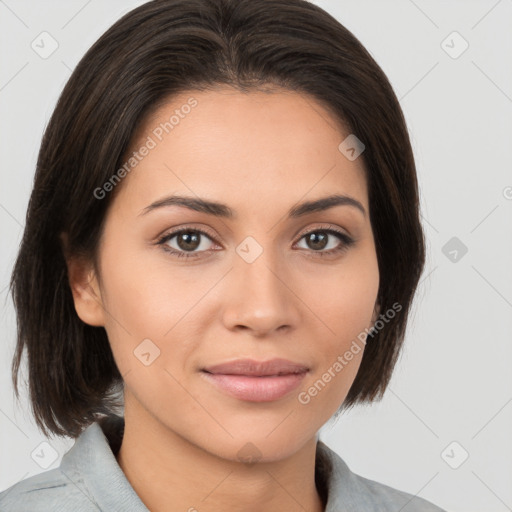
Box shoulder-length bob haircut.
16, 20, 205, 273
10, 0, 425, 438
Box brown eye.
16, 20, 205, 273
157, 228, 217, 259
175, 231, 201, 251
296, 228, 355, 256
304, 231, 329, 250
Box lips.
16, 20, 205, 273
201, 358, 309, 402
202, 358, 309, 377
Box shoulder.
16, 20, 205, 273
317, 441, 447, 512
0, 467, 99, 512
0, 417, 147, 512
349, 472, 446, 511
0, 419, 118, 511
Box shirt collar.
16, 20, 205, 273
60, 417, 149, 511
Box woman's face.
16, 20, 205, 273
78, 87, 379, 461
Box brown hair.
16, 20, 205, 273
10, 0, 425, 438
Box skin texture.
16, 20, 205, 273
67, 87, 380, 512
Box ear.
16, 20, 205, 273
61, 233, 106, 327
370, 300, 381, 327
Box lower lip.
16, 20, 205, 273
201, 371, 308, 402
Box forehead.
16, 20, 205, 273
115, 87, 369, 218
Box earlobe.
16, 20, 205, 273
63, 248, 106, 327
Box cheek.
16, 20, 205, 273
97, 237, 221, 373
301, 251, 379, 344
95, 234, 173, 367
98, 231, 185, 330
298, 250, 378, 398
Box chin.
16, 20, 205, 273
197, 423, 318, 465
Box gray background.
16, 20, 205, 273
1, 1, 511, 511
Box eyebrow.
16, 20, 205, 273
139, 193, 366, 219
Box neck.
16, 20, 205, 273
114, 395, 326, 512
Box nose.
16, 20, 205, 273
221, 247, 300, 337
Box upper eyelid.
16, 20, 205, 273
160, 226, 218, 244
159, 223, 352, 246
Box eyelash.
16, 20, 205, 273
156, 225, 355, 260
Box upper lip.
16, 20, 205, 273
202, 358, 309, 376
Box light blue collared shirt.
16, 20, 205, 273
0, 417, 446, 511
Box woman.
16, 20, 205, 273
0, 0, 446, 510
